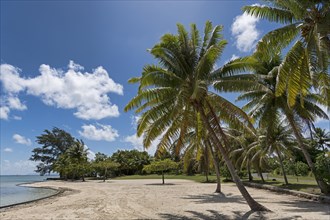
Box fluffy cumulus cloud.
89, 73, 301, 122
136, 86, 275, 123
3, 148, 13, 152
79, 123, 119, 142
0, 61, 123, 120
13, 134, 32, 146
231, 12, 260, 52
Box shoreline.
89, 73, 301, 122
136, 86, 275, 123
0, 184, 68, 210
1, 179, 329, 219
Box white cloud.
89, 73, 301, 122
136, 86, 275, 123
84, 145, 96, 161
124, 134, 158, 156
0, 96, 26, 120
230, 54, 239, 61
13, 134, 32, 146
7, 96, 27, 110
231, 12, 260, 52
1, 160, 38, 175
0, 106, 10, 120
3, 148, 13, 152
68, 60, 84, 71
13, 115, 22, 120
224, 54, 240, 65
79, 123, 119, 142
0, 61, 123, 120
130, 115, 141, 127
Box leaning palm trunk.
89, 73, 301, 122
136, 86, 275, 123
197, 104, 269, 211
284, 110, 330, 194
207, 140, 221, 193
275, 147, 289, 185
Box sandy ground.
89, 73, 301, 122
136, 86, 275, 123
0, 179, 329, 220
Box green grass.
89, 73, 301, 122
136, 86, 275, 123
244, 174, 321, 195
113, 173, 321, 195
113, 174, 222, 183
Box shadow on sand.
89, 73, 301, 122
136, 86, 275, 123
181, 193, 246, 204
159, 190, 329, 219
159, 210, 303, 220
145, 183, 176, 186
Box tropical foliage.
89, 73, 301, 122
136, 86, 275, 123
111, 150, 151, 175
243, 0, 330, 107
30, 127, 76, 176
125, 21, 269, 211
143, 159, 179, 184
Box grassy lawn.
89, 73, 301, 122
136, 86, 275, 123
112, 174, 222, 183
113, 173, 322, 195
244, 174, 321, 195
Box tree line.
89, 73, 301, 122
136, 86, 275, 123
30, 127, 180, 182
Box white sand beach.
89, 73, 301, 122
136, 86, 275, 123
0, 179, 329, 220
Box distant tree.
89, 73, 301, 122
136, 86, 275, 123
30, 127, 75, 176
65, 140, 90, 181
93, 156, 119, 182
111, 150, 151, 175
53, 140, 90, 181
143, 159, 179, 184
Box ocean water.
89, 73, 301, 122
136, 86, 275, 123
0, 175, 58, 207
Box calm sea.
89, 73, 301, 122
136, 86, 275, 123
0, 175, 58, 207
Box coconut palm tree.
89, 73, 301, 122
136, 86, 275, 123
228, 128, 268, 183
243, 0, 330, 107
214, 43, 329, 193
312, 127, 330, 152
125, 21, 268, 211
258, 119, 297, 185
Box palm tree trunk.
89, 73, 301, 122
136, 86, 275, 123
247, 163, 253, 182
162, 170, 165, 184
284, 109, 330, 194
275, 147, 289, 185
104, 167, 107, 182
197, 103, 269, 211
207, 140, 221, 193
204, 148, 210, 183
257, 167, 265, 183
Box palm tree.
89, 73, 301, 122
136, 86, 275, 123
312, 127, 330, 152
214, 44, 329, 193
228, 128, 268, 183
125, 21, 269, 211
258, 119, 297, 185
66, 140, 89, 181
243, 0, 330, 107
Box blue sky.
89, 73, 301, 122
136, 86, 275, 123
1, 1, 329, 175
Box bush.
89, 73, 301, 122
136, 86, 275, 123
284, 160, 309, 176
295, 161, 309, 176
219, 165, 232, 181
315, 153, 330, 185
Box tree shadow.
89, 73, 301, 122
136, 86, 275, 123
158, 210, 264, 220
159, 210, 303, 220
181, 193, 246, 204
145, 183, 176, 186
271, 200, 330, 215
